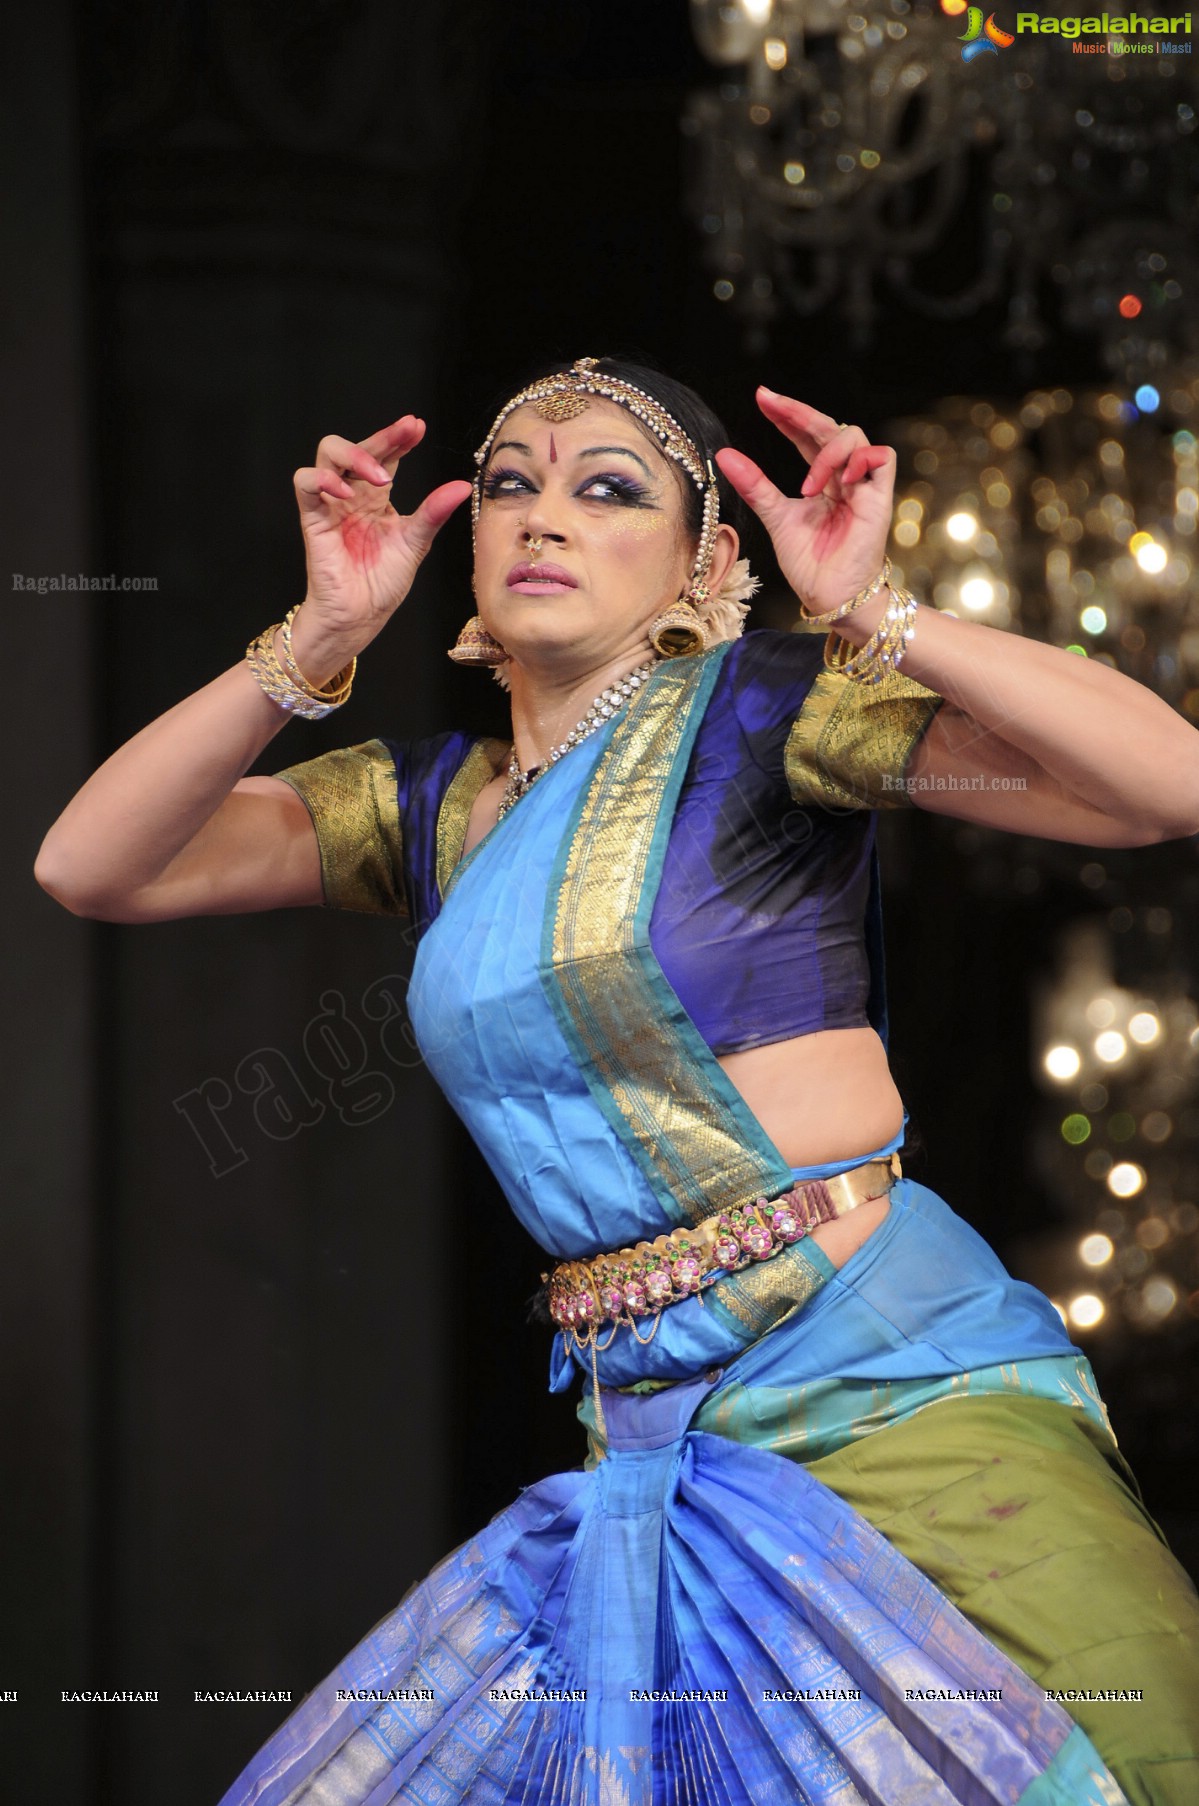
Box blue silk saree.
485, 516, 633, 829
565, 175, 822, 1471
221, 636, 1199, 1805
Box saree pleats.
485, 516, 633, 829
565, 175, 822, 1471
219, 1399, 1138, 1806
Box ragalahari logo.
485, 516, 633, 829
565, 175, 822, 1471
943, 2, 1017, 58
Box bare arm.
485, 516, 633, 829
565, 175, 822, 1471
34, 417, 472, 921
895, 631, 1199, 847
719, 390, 1199, 847
33, 662, 323, 921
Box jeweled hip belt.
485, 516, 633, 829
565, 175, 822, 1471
541, 1153, 900, 1348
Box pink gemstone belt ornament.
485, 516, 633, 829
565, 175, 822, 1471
542, 1154, 900, 1349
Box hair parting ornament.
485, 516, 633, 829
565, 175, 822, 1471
453, 356, 761, 682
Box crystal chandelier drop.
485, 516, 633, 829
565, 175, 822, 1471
685, 0, 1199, 358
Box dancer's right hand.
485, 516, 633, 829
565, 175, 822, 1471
291, 416, 472, 674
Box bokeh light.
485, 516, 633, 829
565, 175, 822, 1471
1068, 1293, 1106, 1329
1044, 1044, 1081, 1081
960, 577, 994, 611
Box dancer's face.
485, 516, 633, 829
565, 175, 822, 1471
472, 400, 698, 668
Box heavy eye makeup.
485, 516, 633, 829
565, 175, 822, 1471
481, 465, 661, 509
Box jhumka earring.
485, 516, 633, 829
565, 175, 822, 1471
647, 460, 722, 659
647, 598, 705, 657
447, 615, 509, 667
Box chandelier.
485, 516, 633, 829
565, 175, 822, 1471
685, 0, 1199, 359
880, 362, 1199, 716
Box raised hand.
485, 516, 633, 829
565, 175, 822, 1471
291, 416, 472, 673
715, 389, 896, 618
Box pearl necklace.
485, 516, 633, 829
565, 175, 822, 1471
497, 658, 659, 822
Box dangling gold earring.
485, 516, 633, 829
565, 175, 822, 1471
447, 615, 509, 667
647, 592, 706, 658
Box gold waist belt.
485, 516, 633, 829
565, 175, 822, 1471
543, 1153, 900, 1346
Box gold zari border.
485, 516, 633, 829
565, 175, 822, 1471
712, 1239, 830, 1337
784, 665, 946, 811
275, 738, 407, 917
435, 737, 509, 899
548, 654, 792, 1229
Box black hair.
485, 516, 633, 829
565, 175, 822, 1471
476, 353, 749, 547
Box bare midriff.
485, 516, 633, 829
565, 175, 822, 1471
718, 1028, 902, 1270
464, 778, 902, 1270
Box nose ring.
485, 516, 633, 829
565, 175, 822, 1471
526, 534, 544, 563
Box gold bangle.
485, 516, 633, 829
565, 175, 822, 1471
278, 606, 356, 703
245, 616, 356, 721
825, 583, 918, 685
800, 557, 893, 628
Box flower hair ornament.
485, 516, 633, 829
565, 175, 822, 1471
448, 356, 759, 684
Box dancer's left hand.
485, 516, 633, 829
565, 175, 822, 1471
716, 388, 896, 617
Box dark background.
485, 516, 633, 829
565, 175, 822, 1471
4, 3, 1197, 1801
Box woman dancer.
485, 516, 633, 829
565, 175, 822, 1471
37, 356, 1199, 1804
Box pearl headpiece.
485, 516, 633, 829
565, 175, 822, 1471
472, 356, 723, 607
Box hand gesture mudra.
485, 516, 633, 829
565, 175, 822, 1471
293, 417, 472, 653
715, 389, 896, 618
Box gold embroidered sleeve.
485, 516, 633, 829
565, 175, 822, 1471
273, 738, 407, 916
784, 665, 946, 810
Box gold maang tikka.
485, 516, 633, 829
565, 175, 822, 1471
468, 357, 722, 639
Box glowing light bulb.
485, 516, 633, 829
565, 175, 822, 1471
1128, 1011, 1160, 1045
1135, 385, 1160, 413
1079, 606, 1107, 635
946, 512, 978, 542
1118, 295, 1142, 319
1107, 1162, 1146, 1198
1080, 1233, 1114, 1267
1044, 1045, 1081, 1081
740, 0, 772, 21
1094, 1030, 1127, 1064
764, 36, 787, 68
1134, 539, 1168, 574
1067, 1293, 1106, 1329
960, 577, 994, 611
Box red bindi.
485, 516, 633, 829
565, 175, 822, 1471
549, 433, 558, 464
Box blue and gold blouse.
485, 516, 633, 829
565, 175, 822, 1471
276, 628, 944, 1054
